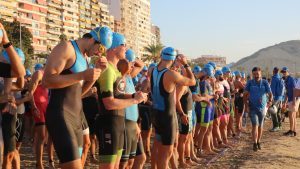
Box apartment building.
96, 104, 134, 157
0, 0, 17, 22
61, 0, 80, 40
104, 0, 152, 58
17, 0, 48, 53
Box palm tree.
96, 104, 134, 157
143, 43, 164, 63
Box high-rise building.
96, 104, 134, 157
0, 0, 17, 22
90, 0, 101, 28
103, 0, 151, 58
151, 24, 160, 45
0, 0, 120, 54
17, 0, 48, 53
79, 0, 92, 36
47, 0, 63, 50
61, 0, 79, 40
114, 19, 121, 33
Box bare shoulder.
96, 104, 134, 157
165, 69, 180, 80
49, 41, 74, 60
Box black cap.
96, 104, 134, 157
273, 67, 279, 71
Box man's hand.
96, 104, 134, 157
83, 68, 102, 82
0, 22, 10, 44
95, 57, 108, 71
134, 91, 148, 104
180, 114, 189, 125
176, 54, 188, 65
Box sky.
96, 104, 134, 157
151, 0, 300, 63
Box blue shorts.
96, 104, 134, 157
250, 109, 265, 126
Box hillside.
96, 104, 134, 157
231, 40, 300, 74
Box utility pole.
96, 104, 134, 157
19, 12, 22, 49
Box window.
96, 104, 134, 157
33, 30, 39, 36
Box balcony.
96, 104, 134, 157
48, 7, 61, 15
48, 2, 61, 9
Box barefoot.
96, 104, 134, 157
178, 162, 191, 168
212, 148, 222, 153
203, 150, 218, 155
192, 157, 203, 164
186, 159, 198, 166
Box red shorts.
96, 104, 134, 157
34, 102, 48, 126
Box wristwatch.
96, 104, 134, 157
183, 64, 190, 68
3, 42, 12, 49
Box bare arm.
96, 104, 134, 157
102, 96, 138, 110
130, 59, 144, 78
173, 67, 196, 86
176, 85, 185, 115
42, 42, 86, 89
28, 71, 43, 94
82, 80, 96, 96
0, 23, 26, 77
11, 77, 25, 91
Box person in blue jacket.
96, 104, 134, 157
269, 67, 285, 132
281, 67, 299, 137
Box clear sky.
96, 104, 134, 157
151, 0, 300, 63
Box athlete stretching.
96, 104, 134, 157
149, 48, 195, 169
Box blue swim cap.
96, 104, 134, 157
149, 62, 157, 69
25, 69, 31, 77
193, 66, 202, 74
207, 62, 216, 70
204, 64, 214, 71
143, 66, 148, 71
125, 49, 135, 62
137, 73, 142, 78
2, 48, 25, 64
234, 70, 241, 77
34, 63, 43, 71
161, 47, 177, 61
221, 66, 231, 74
109, 32, 126, 50
90, 26, 113, 49
215, 70, 223, 77
202, 64, 214, 77
241, 72, 246, 78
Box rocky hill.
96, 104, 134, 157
231, 40, 300, 75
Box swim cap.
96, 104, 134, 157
207, 62, 216, 70
221, 66, 231, 74
215, 70, 223, 77
2, 48, 25, 64
125, 49, 135, 62
193, 66, 202, 74
202, 64, 214, 77
241, 72, 246, 78
161, 47, 176, 61
110, 32, 126, 50
143, 66, 148, 71
90, 26, 113, 49
34, 63, 43, 71
233, 70, 241, 77
25, 69, 31, 77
